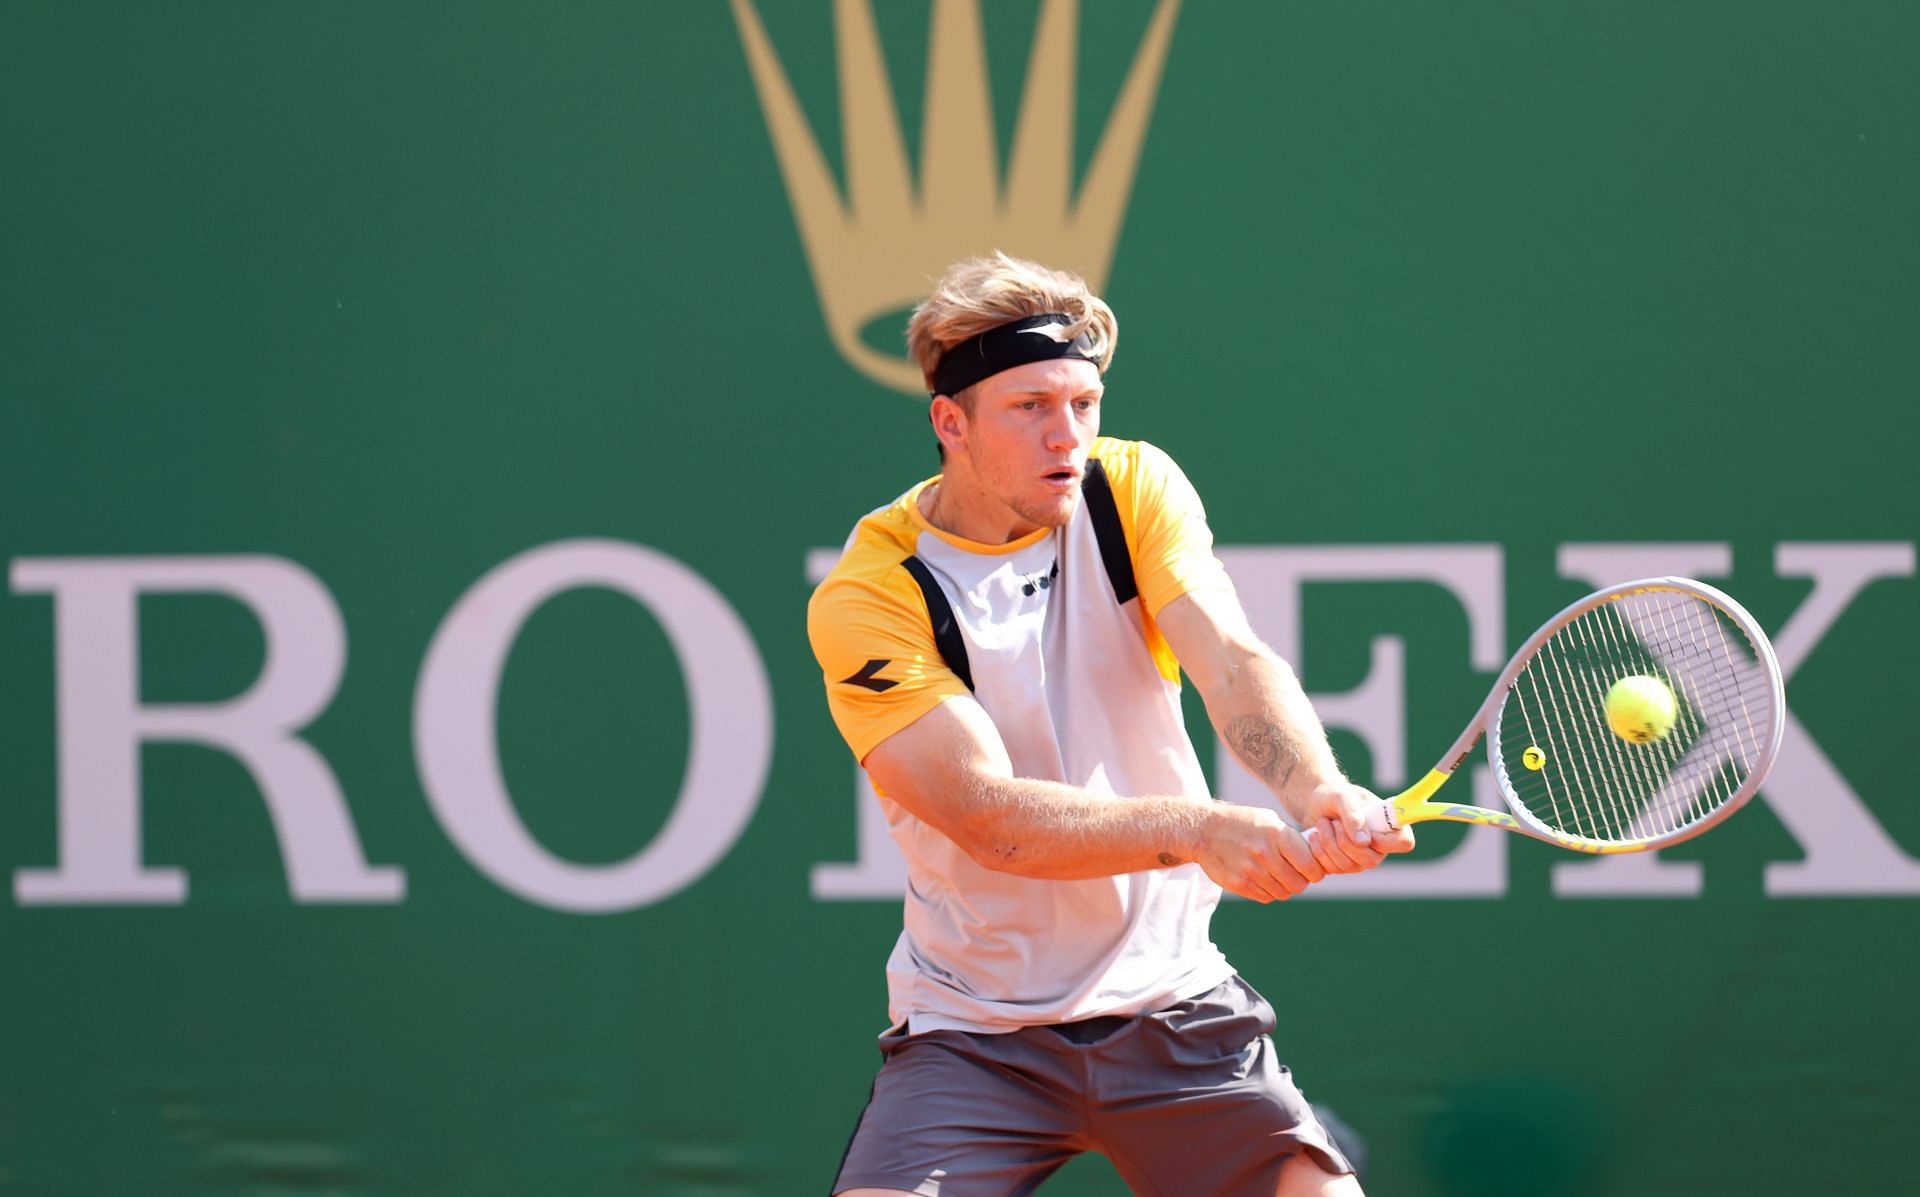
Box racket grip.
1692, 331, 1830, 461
1365, 798, 1400, 837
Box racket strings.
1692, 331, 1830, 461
1513, 668, 1577, 837
1604, 594, 1757, 838
1573, 614, 1663, 839
1497, 589, 1775, 845
1511, 611, 1658, 842
1644, 593, 1770, 826
1648, 595, 1754, 829
1587, 603, 1693, 837
1614, 597, 1733, 835
1537, 638, 1620, 840
1603, 594, 1738, 838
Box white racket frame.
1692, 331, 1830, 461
1382, 576, 1786, 853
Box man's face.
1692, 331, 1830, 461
947, 357, 1103, 533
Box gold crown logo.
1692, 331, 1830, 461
731, 0, 1181, 394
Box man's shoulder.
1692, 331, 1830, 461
808, 486, 926, 622
806, 483, 958, 733
1089, 436, 1182, 488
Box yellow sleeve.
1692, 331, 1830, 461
1113, 440, 1231, 618
807, 568, 970, 764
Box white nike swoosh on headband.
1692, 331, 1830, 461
1017, 320, 1072, 342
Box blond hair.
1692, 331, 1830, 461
906, 252, 1119, 397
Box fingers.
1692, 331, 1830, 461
1224, 873, 1287, 904
1330, 787, 1414, 854
1332, 793, 1376, 851
1297, 784, 1408, 874
1217, 855, 1291, 904
1374, 822, 1418, 854
1306, 819, 1344, 874
1198, 806, 1337, 902
1269, 823, 1325, 891
1224, 787, 1413, 900
1315, 815, 1387, 873
1227, 826, 1321, 903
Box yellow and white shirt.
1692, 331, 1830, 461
808, 437, 1236, 1034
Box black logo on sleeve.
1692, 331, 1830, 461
841, 659, 899, 692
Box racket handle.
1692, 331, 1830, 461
1365, 797, 1401, 837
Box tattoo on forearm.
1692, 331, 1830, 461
1158, 851, 1183, 868
1225, 715, 1299, 789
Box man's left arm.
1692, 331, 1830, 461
1157, 584, 1416, 873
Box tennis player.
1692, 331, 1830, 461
808, 253, 1416, 1197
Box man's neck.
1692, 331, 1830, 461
922, 475, 1042, 546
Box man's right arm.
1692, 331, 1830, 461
863, 697, 1329, 903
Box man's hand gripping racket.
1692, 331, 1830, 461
1342, 578, 1784, 856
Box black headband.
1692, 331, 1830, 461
930, 313, 1103, 398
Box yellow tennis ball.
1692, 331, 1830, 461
1606, 675, 1677, 743
1522, 745, 1546, 771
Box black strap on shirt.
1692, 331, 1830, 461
1081, 458, 1139, 605
901, 554, 975, 692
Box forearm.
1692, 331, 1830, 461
961, 775, 1215, 880
1201, 644, 1345, 826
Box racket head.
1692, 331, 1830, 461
1484, 578, 1784, 852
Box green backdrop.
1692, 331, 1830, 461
3, 3, 1916, 1194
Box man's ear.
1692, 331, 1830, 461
929, 395, 968, 458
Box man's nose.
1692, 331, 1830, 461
1043, 406, 1082, 450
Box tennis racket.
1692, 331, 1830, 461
1363, 577, 1785, 854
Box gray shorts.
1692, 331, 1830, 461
830, 974, 1353, 1196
